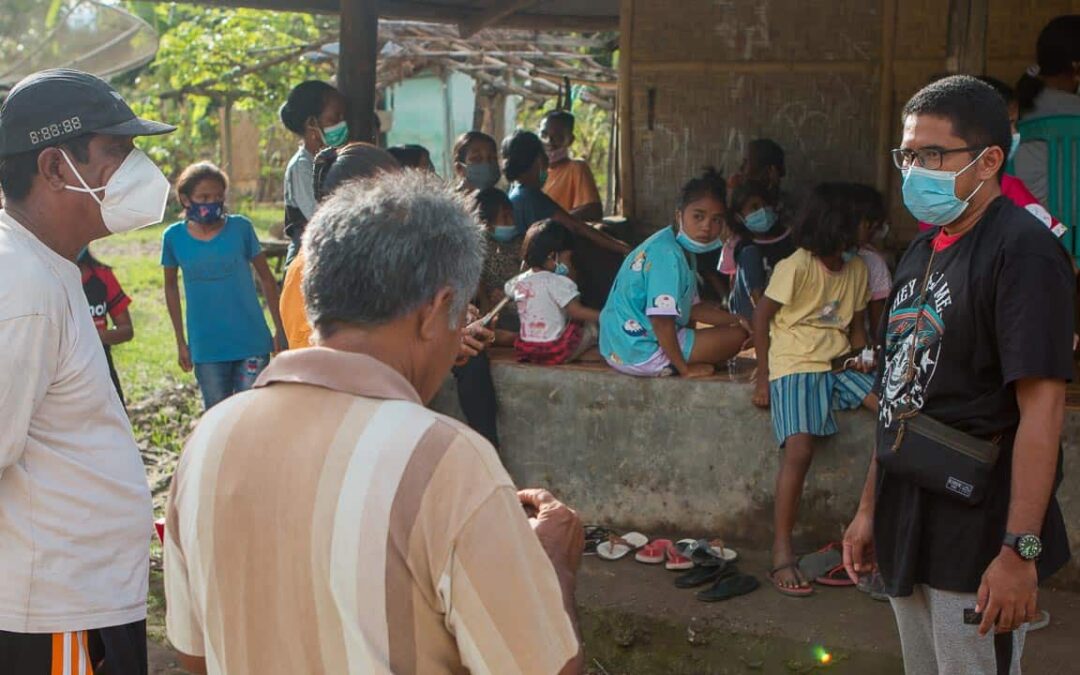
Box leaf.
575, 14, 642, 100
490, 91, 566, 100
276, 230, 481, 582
44, 0, 65, 29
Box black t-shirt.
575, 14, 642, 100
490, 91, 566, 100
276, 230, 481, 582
874, 196, 1074, 596
728, 232, 796, 319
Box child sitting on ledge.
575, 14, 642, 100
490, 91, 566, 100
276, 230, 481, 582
505, 220, 599, 365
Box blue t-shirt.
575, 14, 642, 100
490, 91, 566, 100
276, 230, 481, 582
508, 183, 558, 235
161, 215, 273, 364
599, 227, 699, 366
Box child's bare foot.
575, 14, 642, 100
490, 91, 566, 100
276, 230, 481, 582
770, 551, 812, 596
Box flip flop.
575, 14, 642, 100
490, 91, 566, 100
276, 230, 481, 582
697, 572, 760, 602
768, 563, 813, 597
683, 538, 739, 567
815, 563, 855, 587
595, 532, 648, 561
797, 542, 842, 581
666, 539, 695, 570
675, 561, 734, 589
583, 525, 613, 555
635, 538, 673, 564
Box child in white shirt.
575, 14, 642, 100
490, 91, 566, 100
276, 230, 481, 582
505, 219, 600, 364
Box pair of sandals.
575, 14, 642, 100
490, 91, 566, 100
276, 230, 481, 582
672, 539, 759, 603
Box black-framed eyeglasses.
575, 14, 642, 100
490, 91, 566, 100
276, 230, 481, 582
890, 146, 985, 171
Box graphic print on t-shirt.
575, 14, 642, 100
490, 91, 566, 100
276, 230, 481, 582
879, 271, 952, 426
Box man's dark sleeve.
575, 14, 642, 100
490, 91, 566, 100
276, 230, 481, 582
995, 241, 1075, 385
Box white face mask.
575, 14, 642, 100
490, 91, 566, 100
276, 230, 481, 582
61, 148, 170, 234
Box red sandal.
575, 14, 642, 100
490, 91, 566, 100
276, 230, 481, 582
635, 538, 673, 564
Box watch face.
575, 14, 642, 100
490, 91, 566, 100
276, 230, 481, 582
1018, 534, 1043, 560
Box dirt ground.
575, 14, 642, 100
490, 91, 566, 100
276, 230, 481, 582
146, 548, 1080, 674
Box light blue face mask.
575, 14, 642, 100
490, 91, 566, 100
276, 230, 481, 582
553, 255, 570, 276
841, 249, 858, 263
743, 207, 777, 234
1008, 133, 1021, 162
901, 148, 987, 227
675, 229, 723, 254
490, 225, 517, 243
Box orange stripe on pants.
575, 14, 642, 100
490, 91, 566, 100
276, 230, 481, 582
50, 633, 64, 675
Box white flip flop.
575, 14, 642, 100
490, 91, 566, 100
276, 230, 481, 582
596, 532, 648, 560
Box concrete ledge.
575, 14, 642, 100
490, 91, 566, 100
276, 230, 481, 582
431, 354, 1080, 589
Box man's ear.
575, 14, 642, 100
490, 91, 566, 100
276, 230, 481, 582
37, 147, 71, 192
978, 146, 1005, 180
418, 287, 456, 341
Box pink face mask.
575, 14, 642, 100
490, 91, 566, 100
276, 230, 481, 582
717, 238, 738, 276
546, 146, 569, 163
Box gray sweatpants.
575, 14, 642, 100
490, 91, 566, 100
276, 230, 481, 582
890, 584, 1026, 674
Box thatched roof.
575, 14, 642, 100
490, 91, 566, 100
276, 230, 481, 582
144, 0, 619, 34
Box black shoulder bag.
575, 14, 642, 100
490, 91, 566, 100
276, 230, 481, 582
876, 245, 1000, 505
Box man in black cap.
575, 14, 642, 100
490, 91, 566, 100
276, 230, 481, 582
0, 69, 174, 674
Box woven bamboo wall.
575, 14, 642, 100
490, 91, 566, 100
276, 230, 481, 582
622, 0, 1074, 243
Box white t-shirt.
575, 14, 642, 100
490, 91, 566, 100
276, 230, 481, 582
504, 269, 580, 343
0, 211, 152, 633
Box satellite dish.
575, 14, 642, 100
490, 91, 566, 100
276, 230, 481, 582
0, 0, 159, 89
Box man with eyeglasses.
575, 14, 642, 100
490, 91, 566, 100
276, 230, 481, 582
843, 75, 1073, 673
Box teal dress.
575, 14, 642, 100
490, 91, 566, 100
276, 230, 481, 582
599, 227, 699, 367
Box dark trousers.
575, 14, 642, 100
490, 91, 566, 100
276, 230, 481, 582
452, 351, 499, 450
0, 619, 147, 675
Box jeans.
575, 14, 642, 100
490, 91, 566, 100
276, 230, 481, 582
451, 351, 499, 450
194, 355, 270, 409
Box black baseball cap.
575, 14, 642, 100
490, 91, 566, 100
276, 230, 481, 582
0, 68, 175, 157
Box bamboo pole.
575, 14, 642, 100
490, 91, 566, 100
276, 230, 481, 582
876, 0, 898, 194
617, 0, 635, 218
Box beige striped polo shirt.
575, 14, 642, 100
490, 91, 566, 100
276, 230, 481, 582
165, 348, 578, 674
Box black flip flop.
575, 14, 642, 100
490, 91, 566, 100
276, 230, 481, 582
696, 573, 761, 602
674, 561, 734, 589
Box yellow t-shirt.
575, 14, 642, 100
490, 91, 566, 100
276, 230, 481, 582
280, 250, 313, 349
764, 248, 870, 380
543, 158, 600, 215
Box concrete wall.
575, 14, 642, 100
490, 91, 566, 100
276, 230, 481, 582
432, 361, 1080, 589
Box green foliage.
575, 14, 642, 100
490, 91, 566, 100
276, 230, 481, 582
120, 2, 336, 178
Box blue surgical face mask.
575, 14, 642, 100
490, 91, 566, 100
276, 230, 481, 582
1008, 132, 1021, 162
320, 120, 349, 148
490, 225, 517, 243
76, 246, 89, 262
901, 148, 987, 227
743, 207, 777, 234
187, 201, 225, 225
675, 229, 723, 254
465, 162, 500, 190
841, 248, 858, 263
552, 254, 570, 276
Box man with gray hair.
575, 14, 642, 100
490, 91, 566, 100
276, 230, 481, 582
164, 171, 585, 675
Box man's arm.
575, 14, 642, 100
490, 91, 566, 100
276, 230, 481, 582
0, 315, 58, 479
977, 377, 1065, 635
444, 486, 582, 674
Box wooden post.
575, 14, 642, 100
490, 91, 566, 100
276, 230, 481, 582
617, 0, 635, 218
339, 0, 379, 144
946, 0, 989, 75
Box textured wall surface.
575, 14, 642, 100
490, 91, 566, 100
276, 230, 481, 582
432, 362, 1080, 590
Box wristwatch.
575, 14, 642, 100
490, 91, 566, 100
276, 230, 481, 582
1003, 533, 1043, 561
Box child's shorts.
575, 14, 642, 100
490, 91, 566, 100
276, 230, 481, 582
516, 322, 597, 365
769, 370, 875, 447
606, 328, 696, 377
